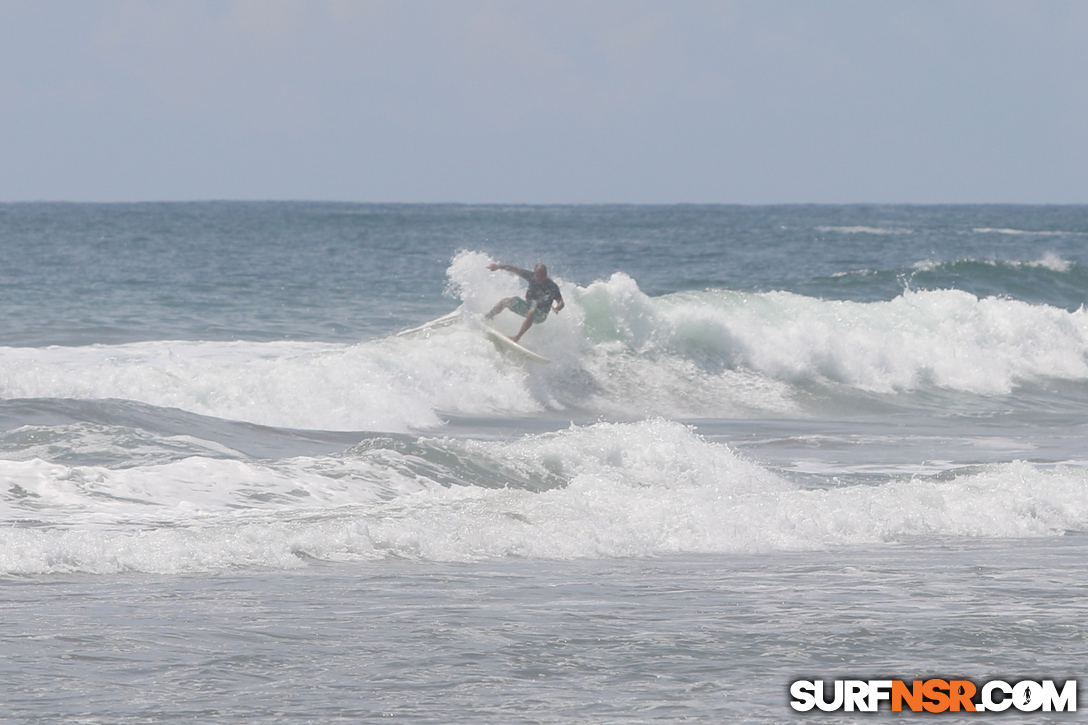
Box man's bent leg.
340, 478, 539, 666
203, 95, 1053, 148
486, 298, 514, 320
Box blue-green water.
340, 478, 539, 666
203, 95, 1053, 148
4, 203, 1086, 347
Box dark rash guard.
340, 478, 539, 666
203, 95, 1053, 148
519, 268, 563, 316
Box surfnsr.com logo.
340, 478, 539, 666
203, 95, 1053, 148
790, 679, 1077, 713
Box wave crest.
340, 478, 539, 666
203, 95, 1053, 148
0, 257, 1086, 432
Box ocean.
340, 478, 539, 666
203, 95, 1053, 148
1, 202, 1086, 722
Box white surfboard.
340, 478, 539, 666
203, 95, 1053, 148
396, 309, 462, 336
483, 325, 550, 364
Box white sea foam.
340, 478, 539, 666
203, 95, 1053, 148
816, 226, 911, 235
973, 227, 1072, 237
1025, 251, 1073, 272
912, 253, 1073, 273
0, 335, 543, 433
2, 420, 1086, 574
911, 258, 988, 272
579, 274, 1088, 395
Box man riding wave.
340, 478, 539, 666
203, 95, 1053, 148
485, 263, 564, 342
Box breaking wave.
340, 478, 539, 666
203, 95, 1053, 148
3, 419, 1086, 574
0, 250, 1086, 432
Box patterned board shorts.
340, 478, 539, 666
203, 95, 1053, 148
509, 297, 549, 323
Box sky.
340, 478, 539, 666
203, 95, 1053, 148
1, 0, 1086, 204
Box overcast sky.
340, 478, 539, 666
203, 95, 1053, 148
2, 1, 1086, 204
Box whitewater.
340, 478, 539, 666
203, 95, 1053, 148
1, 203, 1086, 722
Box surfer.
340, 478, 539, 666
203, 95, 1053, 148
485, 263, 564, 342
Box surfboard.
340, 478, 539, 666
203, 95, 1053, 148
399, 311, 550, 364
396, 309, 462, 336
483, 325, 550, 364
